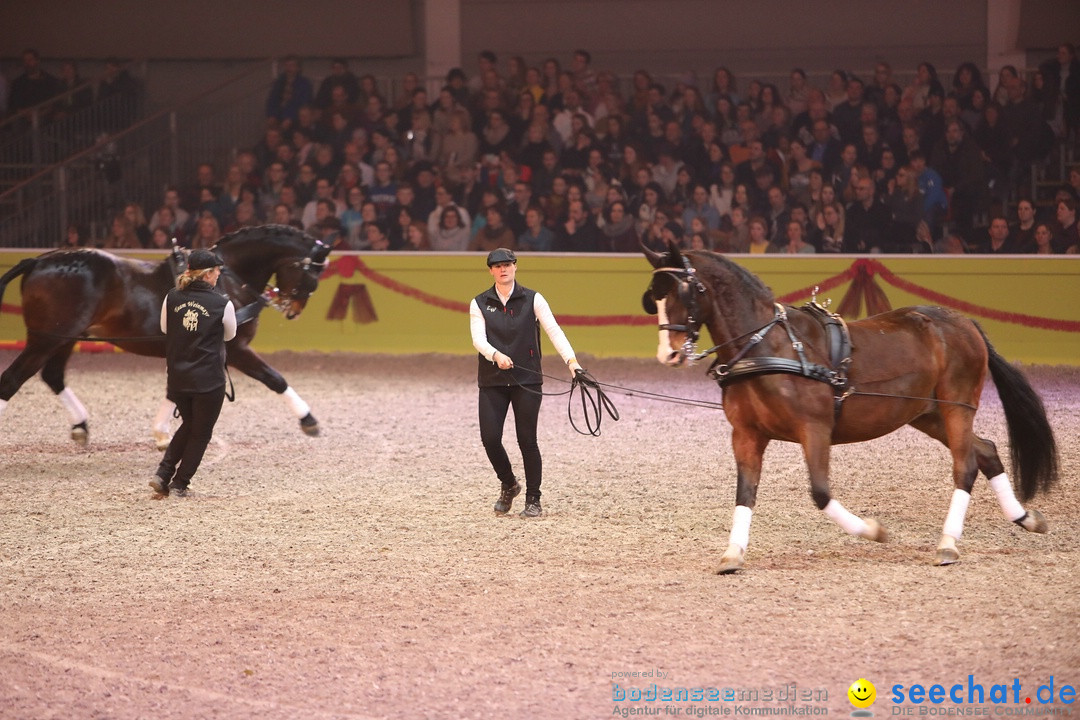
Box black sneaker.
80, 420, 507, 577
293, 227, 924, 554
148, 477, 169, 497
520, 499, 542, 518
493, 481, 521, 514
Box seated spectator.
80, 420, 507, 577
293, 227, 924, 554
431, 204, 472, 251
845, 176, 890, 252
774, 219, 816, 254
1053, 197, 1080, 253
189, 214, 222, 250
517, 205, 555, 252
885, 165, 926, 252
401, 220, 432, 251
974, 216, 1019, 253
553, 199, 600, 252
746, 216, 771, 254
123, 202, 151, 248
1010, 198, 1037, 253
469, 205, 516, 252
810, 202, 846, 253
599, 200, 638, 252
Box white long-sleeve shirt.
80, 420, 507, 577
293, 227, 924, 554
469, 283, 575, 365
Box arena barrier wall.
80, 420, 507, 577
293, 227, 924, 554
2, 250, 1079, 366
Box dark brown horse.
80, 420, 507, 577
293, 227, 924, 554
642, 243, 1058, 571
0, 224, 331, 446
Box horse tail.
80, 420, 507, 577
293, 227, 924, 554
0, 258, 39, 305
976, 322, 1059, 501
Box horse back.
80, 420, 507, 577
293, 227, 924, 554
19, 249, 173, 354
843, 305, 988, 404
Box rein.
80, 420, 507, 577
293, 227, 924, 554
500, 364, 726, 436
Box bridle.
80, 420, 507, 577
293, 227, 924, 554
650, 254, 709, 362
222, 238, 330, 319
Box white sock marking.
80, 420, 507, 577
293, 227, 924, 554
282, 387, 310, 418
943, 488, 971, 540
823, 499, 870, 537
988, 472, 1026, 522
729, 505, 753, 551
57, 388, 88, 425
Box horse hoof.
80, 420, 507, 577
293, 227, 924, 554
71, 421, 88, 446
1018, 509, 1048, 534
153, 430, 171, 451
299, 413, 320, 436
715, 546, 745, 575
934, 547, 961, 566
863, 519, 888, 543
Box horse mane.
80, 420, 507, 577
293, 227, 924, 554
215, 224, 314, 252
687, 250, 775, 306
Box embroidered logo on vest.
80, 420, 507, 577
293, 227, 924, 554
183, 309, 199, 331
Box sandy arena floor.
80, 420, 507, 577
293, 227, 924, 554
0, 350, 1077, 719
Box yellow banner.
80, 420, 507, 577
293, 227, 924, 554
2, 251, 1079, 365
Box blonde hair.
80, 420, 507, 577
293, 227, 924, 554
178, 267, 218, 289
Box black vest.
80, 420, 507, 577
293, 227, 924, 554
164, 281, 229, 396
476, 283, 542, 387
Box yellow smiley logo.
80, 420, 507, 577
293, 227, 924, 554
848, 678, 876, 709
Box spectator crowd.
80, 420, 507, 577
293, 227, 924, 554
55, 46, 1080, 255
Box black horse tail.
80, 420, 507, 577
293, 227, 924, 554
976, 322, 1059, 501
0, 257, 38, 304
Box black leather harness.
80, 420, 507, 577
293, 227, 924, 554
707, 301, 853, 416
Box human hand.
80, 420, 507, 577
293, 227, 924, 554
494, 351, 514, 370
568, 358, 583, 378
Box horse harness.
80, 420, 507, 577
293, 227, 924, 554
652, 257, 854, 416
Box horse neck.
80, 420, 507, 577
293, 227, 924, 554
696, 254, 777, 359
219, 239, 298, 288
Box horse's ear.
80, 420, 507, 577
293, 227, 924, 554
666, 239, 683, 264
312, 239, 332, 263
641, 241, 664, 269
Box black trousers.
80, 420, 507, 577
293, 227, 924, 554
478, 384, 543, 500
157, 386, 225, 489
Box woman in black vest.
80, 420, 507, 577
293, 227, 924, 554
469, 248, 583, 518
150, 249, 237, 497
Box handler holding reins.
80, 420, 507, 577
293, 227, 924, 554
150, 249, 237, 497
469, 248, 584, 518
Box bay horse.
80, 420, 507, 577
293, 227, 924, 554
642, 242, 1058, 571
0, 224, 331, 446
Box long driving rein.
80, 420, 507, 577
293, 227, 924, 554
651, 257, 976, 414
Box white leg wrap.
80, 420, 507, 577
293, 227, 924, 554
729, 505, 753, 551
943, 489, 971, 540
988, 473, 1026, 522
153, 399, 176, 434
823, 499, 869, 537
282, 387, 310, 418
656, 298, 673, 364
57, 388, 88, 425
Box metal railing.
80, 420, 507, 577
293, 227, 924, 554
0, 60, 271, 247
0, 61, 149, 194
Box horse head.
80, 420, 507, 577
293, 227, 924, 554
215, 225, 332, 320
269, 236, 332, 319
642, 240, 710, 367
